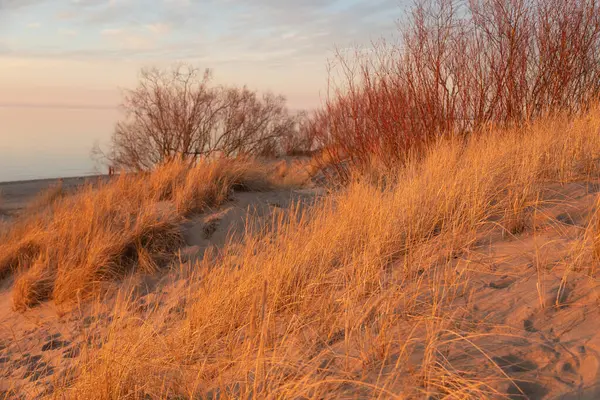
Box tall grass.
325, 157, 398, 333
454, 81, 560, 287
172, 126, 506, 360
26, 179, 67, 212
0, 158, 278, 310
44, 108, 600, 399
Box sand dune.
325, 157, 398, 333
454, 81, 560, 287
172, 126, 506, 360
2, 179, 600, 398
0, 176, 108, 218
0, 181, 322, 398
2, 110, 600, 398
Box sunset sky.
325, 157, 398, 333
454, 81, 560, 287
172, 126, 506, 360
0, 0, 406, 110
0, 0, 407, 181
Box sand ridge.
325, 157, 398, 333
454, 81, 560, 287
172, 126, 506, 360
2, 179, 600, 398
0, 185, 322, 398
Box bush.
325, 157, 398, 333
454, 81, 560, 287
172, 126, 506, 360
312, 0, 600, 177
101, 64, 303, 171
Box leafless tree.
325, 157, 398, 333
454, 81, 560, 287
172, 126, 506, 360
213, 88, 296, 157
279, 110, 320, 156
104, 64, 300, 171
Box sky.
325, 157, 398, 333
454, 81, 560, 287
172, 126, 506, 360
0, 0, 408, 181
0, 0, 407, 110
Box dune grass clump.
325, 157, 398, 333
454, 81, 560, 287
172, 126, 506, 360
0, 190, 13, 237
0, 158, 276, 310
0, 189, 5, 215
51, 108, 600, 399
570, 194, 600, 277
26, 179, 67, 212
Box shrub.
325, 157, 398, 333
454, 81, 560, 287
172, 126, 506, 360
100, 64, 303, 171
312, 0, 600, 177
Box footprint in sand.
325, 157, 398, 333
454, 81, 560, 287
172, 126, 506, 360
492, 354, 550, 398
202, 218, 220, 239
579, 349, 600, 386
492, 354, 538, 373
549, 347, 600, 399
62, 344, 81, 359
21, 354, 54, 381
556, 212, 576, 226
523, 318, 537, 332
506, 380, 548, 399
489, 275, 516, 289
41, 339, 70, 352
41, 333, 70, 351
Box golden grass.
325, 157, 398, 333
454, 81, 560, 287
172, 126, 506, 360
0, 191, 8, 237
570, 193, 600, 278
0, 158, 281, 310
270, 158, 314, 187
26, 179, 66, 212
33, 108, 600, 399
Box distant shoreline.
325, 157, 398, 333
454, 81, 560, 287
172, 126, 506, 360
0, 174, 113, 216
0, 103, 119, 111
0, 174, 108, 187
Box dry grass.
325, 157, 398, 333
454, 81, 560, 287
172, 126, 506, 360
0, 191, 8, 236
571, 193, 600, 278
269, 158, 314, 187
31, 108, 600, 399
0, 158, 281, 310
26, 179, 66, 212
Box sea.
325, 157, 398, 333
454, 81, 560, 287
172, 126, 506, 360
0, 106, 117, 182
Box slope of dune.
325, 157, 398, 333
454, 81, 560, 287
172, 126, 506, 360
3, 180, 600, 399
0, 183, 321, 399
2, 110, 600, 399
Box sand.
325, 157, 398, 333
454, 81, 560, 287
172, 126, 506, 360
450, 182, 600, 398
0, 176, 108, 220
2, 179, 600, 398
0, 181, 323, 398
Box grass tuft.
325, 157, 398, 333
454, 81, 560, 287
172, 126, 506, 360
0, 158, 282, 309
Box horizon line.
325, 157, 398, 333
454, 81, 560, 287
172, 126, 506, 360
0, 103, 120, 111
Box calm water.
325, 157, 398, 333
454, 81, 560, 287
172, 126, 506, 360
0, 107, 118, 182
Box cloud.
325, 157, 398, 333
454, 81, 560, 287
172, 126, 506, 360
145, 23, 170, 35
101, 28, 124, 36
0, 0, 407, 111
99, 25, 157, 51
280, 31, 297, 40
1, 0, 406, 68
26, 22, 40, 28
121, 35, 153, 50
0, 39, 12, 55
69, 0, 110, 6
0, 0, 45, 10
76, 0, 141, 24
58, 28, 77, 36
163, 0, 189, 6
55, 10, 77, 19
